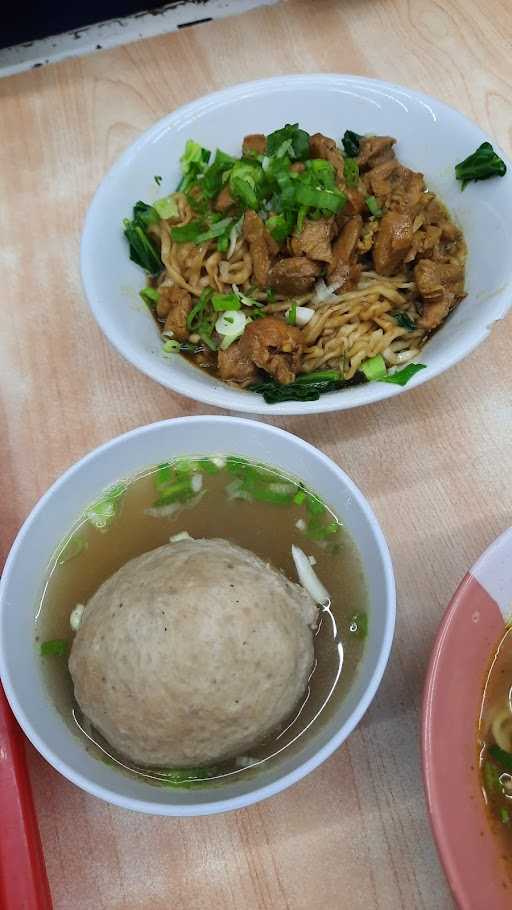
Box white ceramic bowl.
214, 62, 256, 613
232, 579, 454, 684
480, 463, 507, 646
0, 416, 395, 815
81, 73, 512, 415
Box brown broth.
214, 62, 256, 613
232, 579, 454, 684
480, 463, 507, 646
36, 457, 368, 787
479, 625, 512, 868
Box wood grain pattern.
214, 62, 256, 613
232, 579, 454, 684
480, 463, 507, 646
1, 0, 511, 906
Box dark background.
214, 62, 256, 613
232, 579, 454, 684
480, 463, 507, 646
1, 1, 208, 49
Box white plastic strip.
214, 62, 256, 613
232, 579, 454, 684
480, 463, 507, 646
0, 0, 278, 79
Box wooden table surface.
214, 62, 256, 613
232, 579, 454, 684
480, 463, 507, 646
2, 0, 512, 906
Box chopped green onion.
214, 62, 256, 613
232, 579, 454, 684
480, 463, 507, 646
40, 639, 69, 657
153, 479, 195, 507
293, 489, 306, 505
381, 363, 426, 386
140, 287, 160, 307
366, 195, 383, 218
287, 303, 297, 325
343, 157, 359, 187
229, 160, 264, 210
342, 130, 362, 157
187, 288, 212, 331
155, 463, 173, 489
57, 536, 87, 565
195, 216, 234, 243
217, 235, 229, 252
163, 339, 180, 353
305, 493, 325, 517
295, 184, 347, 214
500, 807, 511, 825
296, 205, 307, 233
212, 292, 241, 312
154, 175, 162, 186
296, 371, 341, 384
153, 194, 179, 219
455, 141, 507, 190
349, 612, 368, 640
266, 213, 293, 243
361, 354, 387, 381
86, 483, 127, 530
197, 458, 221, 474
159, 766, 218, 788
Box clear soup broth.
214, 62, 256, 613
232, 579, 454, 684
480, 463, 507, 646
36, 455, 368, 788
479, 625, 512, 870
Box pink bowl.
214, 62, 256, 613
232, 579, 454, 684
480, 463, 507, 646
422, 528, 512, 909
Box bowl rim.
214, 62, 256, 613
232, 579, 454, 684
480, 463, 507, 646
80, 72, 512, 416
0, 415, 396, 815
421, 527, 512, 907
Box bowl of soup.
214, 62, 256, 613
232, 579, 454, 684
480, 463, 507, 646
0, 416, 395, 815
81, 73, 512, 415
422, 527, 512, 908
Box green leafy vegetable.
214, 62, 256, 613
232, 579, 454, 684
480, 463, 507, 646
267, 123, 310, 161
381, 363, 426, 386
153, 194, 179, 219
361, 354, 387, 381
249, 374, 349, 403
123, 202, 163, 274
178, 139, 211, 192
488, 744, 512, 773
287, 303, 297, 325
40, 639, 69, 657
349, 612, 368, 640
483, 760, 502, 796
455, 141, 507, 190
366, 195, 383, 218
217, 235, 229, 252
500, 807, 510, 825
170, 220, 206, 243
393, 311, 416, 331
201, 149, 236, 198
342, 130, 362, 157
344, 157, 359, 187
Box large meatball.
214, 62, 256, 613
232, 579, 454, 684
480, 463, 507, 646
69, 538, 317, 767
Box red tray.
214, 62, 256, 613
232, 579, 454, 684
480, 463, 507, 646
0, 682, 52, 909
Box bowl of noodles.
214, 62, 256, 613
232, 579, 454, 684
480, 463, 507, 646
81, 74, 512, 414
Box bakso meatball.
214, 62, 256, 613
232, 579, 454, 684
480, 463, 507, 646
69, 538, 317, 768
